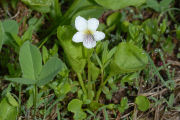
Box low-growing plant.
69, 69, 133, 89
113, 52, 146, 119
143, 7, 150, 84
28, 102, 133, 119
0, 0, 179, 119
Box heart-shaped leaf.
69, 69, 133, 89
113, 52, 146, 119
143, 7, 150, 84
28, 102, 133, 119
68, 99, 83, 113
68, 99, 87, 120
110, 42, 148, 75
135, 96, 150, 111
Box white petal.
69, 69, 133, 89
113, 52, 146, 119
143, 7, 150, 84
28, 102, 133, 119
72, 32, 85, 43
75, 16, 88, 32
93, 31, 105, 41
88, 18, 99, 31
83, 35, 96, 49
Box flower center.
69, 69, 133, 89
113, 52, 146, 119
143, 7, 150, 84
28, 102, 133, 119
84, 29, 93, 35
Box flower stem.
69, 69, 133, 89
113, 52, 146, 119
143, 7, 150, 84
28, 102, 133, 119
77, 73, 87, 98
18, 84, 22, 116
33, 84, 37, 119
95, 75, 112, 102
87, 55, 93, 99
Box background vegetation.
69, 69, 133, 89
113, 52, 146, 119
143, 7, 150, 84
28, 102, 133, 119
0, 0, 180, 120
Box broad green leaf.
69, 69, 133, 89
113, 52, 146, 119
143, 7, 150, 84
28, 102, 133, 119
95, 0, 146, 10
146, 0, 160, 12
110, 42, 148, 75
2, 20, 19, 44
0, 94, 18, 120
19, 41, 42, 80
135, 96, 150, 111
160, 0, 173, 12
68, 99, 87, 120
0, 21, 4, 51
59, 83, 71, 95
68, 99, 83, 113
21, 0, 52, 13
5, 77, 36, 85
37, 57, 64, 86
74, 111, 87, 120
57, 25, 86, 73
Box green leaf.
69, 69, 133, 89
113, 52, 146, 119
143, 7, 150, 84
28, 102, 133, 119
2, 20, 19, 44
42, 46, 49, 64
135, 96, 150, 111
121, 73, 138, 86
22, 26, 33, 42
5, 77, 36, 85
49, 0, 62, 20
57, 25, 86, 73
19, 41, 42, 80
89, 101, 102, 111
110, 42, 148, 75
102, 86, 112, 100
74, 111, 87, 120
142, 19, 158, 38
95, 0, 146, 10
168, 93, 174, 108
37, 57, 65, 86
0, 21, 4, 51
68, 99, 87, 120
106, 12, 121, 26
71, 6, 105, 25
0, 94, 18, 120
160, 0, 173, 12
21, 0, 52, 13
6, 92, 18, 107
89, 61, 100, 81
59, 83, 71, 95
68, 99, 83, 113
146, 0, 160, 12
64, 0, 92, 18
118, 97, 128, 113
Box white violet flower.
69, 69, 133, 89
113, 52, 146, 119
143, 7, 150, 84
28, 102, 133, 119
72, 16, 105, 49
